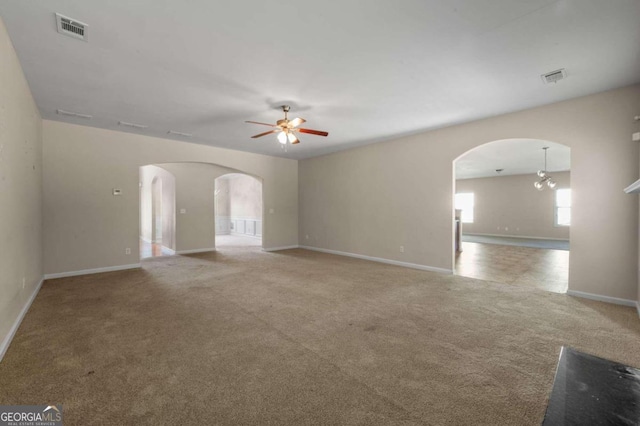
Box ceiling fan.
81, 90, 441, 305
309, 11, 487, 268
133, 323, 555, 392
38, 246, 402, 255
245, 105, 328, 145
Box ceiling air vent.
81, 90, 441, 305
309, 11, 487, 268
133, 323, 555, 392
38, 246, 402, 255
57, 109, 92, 119
541, 69, 567, 84
118, 121, 148, 129
168, 130, 193, 138
55, 13, 88, 41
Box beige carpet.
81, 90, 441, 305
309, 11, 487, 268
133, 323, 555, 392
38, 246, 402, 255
1, 247, 639, 425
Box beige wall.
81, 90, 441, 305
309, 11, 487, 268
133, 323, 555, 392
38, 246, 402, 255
229, 174, 263, 220
216, 178, 231, 217
159, 163, 238, 252
43, 122, 298, 275
299, 85, 640, 301
456, 172, 570, 240
0, 18, 43, 356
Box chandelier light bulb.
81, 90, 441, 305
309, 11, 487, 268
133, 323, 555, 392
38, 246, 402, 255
533, 147, 557, 191
287, 132, 297, 143
277, 131, 288, 144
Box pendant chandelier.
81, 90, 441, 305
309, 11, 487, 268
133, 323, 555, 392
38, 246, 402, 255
534, 147, 556, 190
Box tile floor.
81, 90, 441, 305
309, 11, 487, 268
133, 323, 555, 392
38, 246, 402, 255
455, 241, 568, 293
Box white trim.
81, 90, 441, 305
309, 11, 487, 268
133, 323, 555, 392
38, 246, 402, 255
176, 248, 216, 255
1, 277, 44, 362
299, 246, 453, 275
567, 290, 637, 307
44, 263, 141, 279
263, 245, 299, 252
465, 233, 569, 242
230, 232, 262, 240
161, 246, 176, 255
140, 236, 152, 243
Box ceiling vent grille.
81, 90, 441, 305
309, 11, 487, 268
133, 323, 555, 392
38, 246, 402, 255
118, 121, 148, 129
57, 109, 92, 119
55, 13, 88, 41
168, 130, 193, 138
541, 69, 567, 84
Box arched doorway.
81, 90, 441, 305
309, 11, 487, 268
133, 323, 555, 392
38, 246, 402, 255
152, 177, 162, 244
214, 173, 263, 248
139, 165, 176, 258
453, 139, 570, 293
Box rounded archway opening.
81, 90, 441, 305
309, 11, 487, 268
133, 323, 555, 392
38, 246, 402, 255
139, 165, 177, 259
453, 138, 571, 293
139, 162, 265, 258
214, 173, 264, 249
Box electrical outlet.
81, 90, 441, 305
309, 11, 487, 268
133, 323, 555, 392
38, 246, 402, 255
400, 246, 404, 253
125, 248, 131, 255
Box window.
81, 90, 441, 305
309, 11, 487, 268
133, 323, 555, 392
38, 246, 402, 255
455, 192, 474, 223
555, 188, 571, 226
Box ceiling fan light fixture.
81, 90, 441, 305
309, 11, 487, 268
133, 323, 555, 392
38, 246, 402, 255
245, 105, 329, 146
547, 180, 557, 189
277, 131, 288, 144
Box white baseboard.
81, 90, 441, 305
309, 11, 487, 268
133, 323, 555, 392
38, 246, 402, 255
567, 290, 637, 307
465, 233, 569, 242
44, 263, 141, 280
299, 246, 453, 275
230, 232, 262, 240
0, 277, 44, 362
176, 248, 216, 255
263, 245, 299, 252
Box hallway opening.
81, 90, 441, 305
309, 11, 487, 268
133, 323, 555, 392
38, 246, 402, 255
139, 165, 176, 259
453, 139, 570, 293
214, 173, 263, 249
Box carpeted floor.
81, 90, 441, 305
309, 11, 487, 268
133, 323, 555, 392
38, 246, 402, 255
1, 247, 639, 425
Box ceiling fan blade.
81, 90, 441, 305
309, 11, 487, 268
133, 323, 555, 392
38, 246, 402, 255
288, 117, 306, 128
251, 130, 279, 138
290, 134, 300, 144
245, 121, 279, 128
297, 128, 329, 137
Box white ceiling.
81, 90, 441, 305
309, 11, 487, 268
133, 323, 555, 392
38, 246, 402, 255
0, 0, 638, 160
455, 139, 570, 179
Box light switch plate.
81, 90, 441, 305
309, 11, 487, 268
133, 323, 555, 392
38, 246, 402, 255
112, 188, 122, 196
